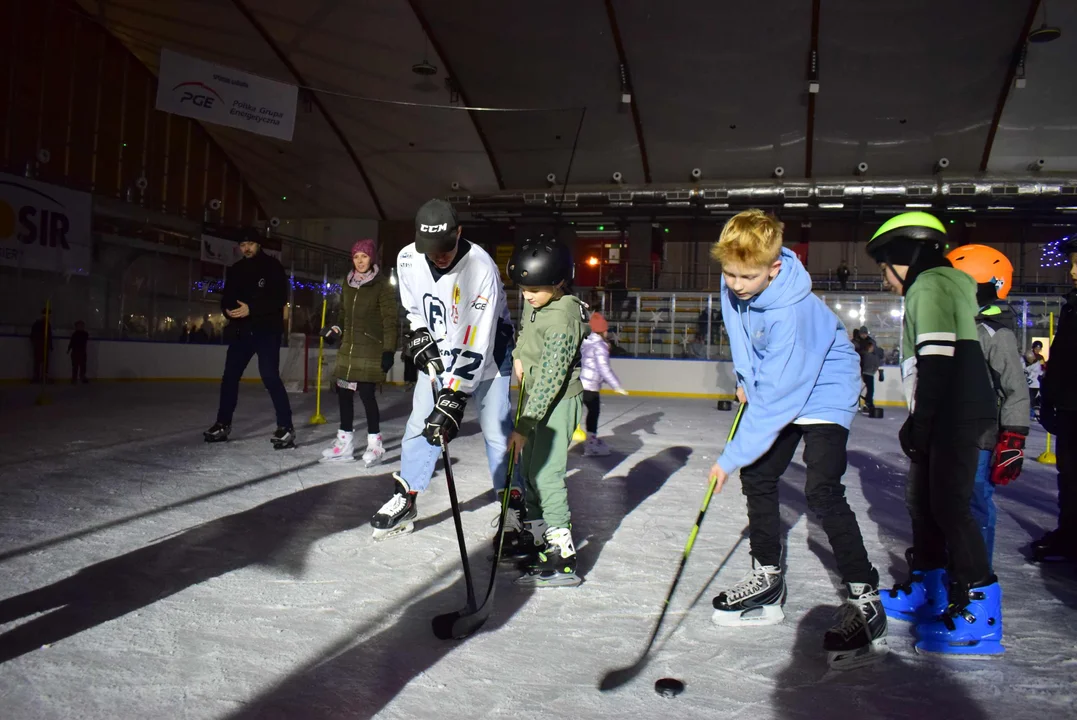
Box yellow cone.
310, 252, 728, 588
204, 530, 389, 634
572, 425, 587, 442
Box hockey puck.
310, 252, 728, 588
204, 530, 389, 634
654, 678, 684, 698
717, 399, 733, 411
870, 407, 885, 419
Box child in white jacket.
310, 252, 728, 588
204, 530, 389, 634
579, 312, 628, 456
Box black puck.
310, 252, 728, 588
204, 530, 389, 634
654, 678, 684, 698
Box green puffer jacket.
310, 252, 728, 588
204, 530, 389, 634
331, 272, 399, 383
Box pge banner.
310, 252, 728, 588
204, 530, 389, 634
0, 173, 93, 275
201, 233, 281, 266
156, 48, 298, 141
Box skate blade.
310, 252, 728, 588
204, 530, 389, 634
514, 572, 581, 587
362, 456, 384, 468
711, 604, 785, 627
319, 455, 357, 464
372, 523, 415, 541
272, 442, 296, 450
203, 435, 229, 443
828, 637, 889, 671
914, 639, 1005, 657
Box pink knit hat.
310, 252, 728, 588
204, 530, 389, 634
351, 238, 377, 259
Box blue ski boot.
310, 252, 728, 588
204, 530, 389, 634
880, 549, 948, 623
915, 578, 1004, 657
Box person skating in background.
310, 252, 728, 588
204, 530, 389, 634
1032, 236, 1077, 562
319, 238, 398, 466
507, 239, 589, 586
203, 235, 295, 450
30, 308, 53, 384
867, 212, 1001, 656
579, 311, 628, 457
68, 320, 89, 384
706, 209, 887, 671
859, 338, 881, 415
370, 199, 518, 542
1025, 340, 1045, 419
947, 245, 1030, 565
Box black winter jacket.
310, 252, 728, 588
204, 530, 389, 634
1042, 289, 1077, 411
221, 249, 288, 334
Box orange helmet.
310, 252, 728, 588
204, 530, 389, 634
946, 244, 1014, 300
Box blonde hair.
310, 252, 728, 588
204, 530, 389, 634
711, 209, 784, 267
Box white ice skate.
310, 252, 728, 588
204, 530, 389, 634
320, 430, 356, 463
371, 474, 417, 541
361, 433, 385, 467
583, 434, 611, 457
712, 562, 786, 627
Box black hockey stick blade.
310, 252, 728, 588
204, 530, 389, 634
432, 382, 525, 641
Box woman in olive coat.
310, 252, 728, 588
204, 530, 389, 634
320, 238, 398, 464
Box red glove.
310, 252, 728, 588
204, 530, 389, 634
991, 431, 1025, 486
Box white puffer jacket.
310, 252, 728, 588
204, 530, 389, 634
580, 334, 623, 392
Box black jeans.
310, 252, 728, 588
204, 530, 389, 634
861, 374, 875, 410
1056, 410, 1077, 536
216, 330, 292, 428
337, 381, 379, 434
71, 351, 87, 382
582, 390, 601, 433
905, 423, 992, 598
740, 423, 877, 586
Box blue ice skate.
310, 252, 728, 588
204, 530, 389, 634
915, 580, 1004, 657
880, 550, 948, 623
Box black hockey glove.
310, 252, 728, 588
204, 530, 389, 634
319, 325, 341, 345
422, 389, 468, 446
404, 327, 444, 375
381, 351, 395, 374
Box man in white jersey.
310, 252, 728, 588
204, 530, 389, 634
371, 199, 520, 540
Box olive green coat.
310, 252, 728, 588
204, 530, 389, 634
331, 272, 399, 383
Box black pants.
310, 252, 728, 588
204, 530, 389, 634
1056, 411, 1077, 536
32, 350, 48, 383
337, 382, 379, 434
216, 330, 292, 428
861, 374, 875, 410
905, 425, 992, 598
740, 423, 877, 586
71, 351, 87, 382
582, 390, 601, 433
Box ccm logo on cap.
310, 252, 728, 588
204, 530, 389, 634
421, 223, 449, 233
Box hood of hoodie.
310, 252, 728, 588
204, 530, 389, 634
978, 303, 1017, 331
730, 247, 813, 312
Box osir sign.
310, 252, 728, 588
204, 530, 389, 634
156, 48, 298, 142
0, 173, 92, 275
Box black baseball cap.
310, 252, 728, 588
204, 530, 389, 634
415, 199, 459, 254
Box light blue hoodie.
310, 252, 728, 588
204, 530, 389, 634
717, 247, 860, 474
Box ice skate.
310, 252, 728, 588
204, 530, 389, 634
881, 549, 948, 623
583, 433, 611, 457
712, 560, 786, 627
489, 488, 525, 558
915, 578, 1004, 657
270, 426, 296, 449
504, 518, 548, 565
203, 422, 231, 443
514, 526, 581, 587
320, 430, 356, 463
1030, 529, 1076, 563
361, 433, 385, 467
371, 474, 417, 541
825, 582, 890, 670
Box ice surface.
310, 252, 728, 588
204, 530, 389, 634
1, 383, 1075, 720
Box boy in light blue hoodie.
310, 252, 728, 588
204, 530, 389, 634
707, 210, 887, 671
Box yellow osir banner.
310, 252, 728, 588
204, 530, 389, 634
0, 173, 92, 275
155, 48, 298, 142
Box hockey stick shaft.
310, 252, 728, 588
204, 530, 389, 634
432, 377, 477, 611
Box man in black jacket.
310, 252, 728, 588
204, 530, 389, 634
204, 237, 295, 449
1034, 237, 1077, 560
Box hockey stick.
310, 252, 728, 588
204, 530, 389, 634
598, 402, 745, 692
432, 379, 526, 640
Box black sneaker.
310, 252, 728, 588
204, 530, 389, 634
204, 423, 231, 442
271, 426, 295, 449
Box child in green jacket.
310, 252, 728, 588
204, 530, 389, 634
506, 239, 589, 587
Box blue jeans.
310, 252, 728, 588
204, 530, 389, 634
969, 449, 996, 565
399, 369, 518, 493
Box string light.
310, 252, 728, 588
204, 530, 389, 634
193, 278, 342, 295
1041, 237, 1071, 268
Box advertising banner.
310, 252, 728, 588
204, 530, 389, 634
156, 48, 298, 141
0, 173, 93, 275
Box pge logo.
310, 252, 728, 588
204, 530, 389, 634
470, 295, 489, 311
0, 181, 73, 249
173, 81, 224, 109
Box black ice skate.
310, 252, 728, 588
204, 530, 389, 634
490, 488, 525, 558
514, 527, 581, 587
712, 560, 786, 627
1031, 529, 1076, 562
824, 582, 889, 670
270, 426, 295, 450
203, 423, 231, 443
371, 474, 418, 541
504, 518, 549, 565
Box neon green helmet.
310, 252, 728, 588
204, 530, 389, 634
867, 211, 947, 265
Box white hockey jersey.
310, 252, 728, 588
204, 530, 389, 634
397, 239, 513, 394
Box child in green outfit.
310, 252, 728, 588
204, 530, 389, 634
507, 238, 589, 587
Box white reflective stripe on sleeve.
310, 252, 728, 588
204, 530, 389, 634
916, 331, 957, 344
919, 344, 956, 357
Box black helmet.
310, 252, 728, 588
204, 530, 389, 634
867, 211, 947, 266
508, 239, 574, 286
1061, 236, 1077, 256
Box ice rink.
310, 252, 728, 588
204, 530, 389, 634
1, 382, 1074, 720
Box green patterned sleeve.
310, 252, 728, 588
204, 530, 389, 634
515, 326, 581, 436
